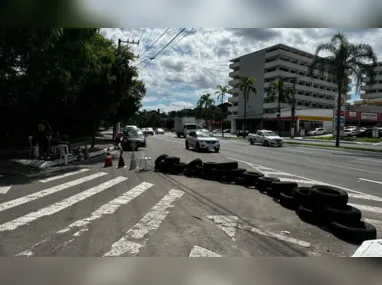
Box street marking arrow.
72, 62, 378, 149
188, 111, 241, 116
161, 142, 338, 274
207, 215, 311, 248
0, 185, 12, 195
189, 245, 221, 257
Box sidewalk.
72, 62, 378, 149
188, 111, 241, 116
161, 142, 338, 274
283, 137, 377, 145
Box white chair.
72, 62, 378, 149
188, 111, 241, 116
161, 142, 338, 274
56, 144, 74, 165
29, 136, 39, 158
137, 147, 153, 171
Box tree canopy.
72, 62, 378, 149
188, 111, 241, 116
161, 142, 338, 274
0, 28, 145, 145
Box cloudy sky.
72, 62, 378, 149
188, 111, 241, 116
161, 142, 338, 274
103, 28, 382, 113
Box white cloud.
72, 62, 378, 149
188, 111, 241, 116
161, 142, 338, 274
102, 28, 382, 110
143, 100, 193, 112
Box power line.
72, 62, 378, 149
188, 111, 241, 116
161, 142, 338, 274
138, 28, 145, 42
154, 29, 194, 61
138, 29, 187, 71
139, 28, 169, 59
143, 29, 180, 60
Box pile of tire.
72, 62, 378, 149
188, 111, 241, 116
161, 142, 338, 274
154, 154, 187, 175
154, 154, 377, 244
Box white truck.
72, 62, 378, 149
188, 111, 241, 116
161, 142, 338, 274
174, 117, 203, 138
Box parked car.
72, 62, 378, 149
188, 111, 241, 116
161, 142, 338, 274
144, 127, 155, 135
185, 130, 220, 152
121, 129, 146, 150
223, 129, 230, 133
248, 130, 283, 147
155, 128, 165, 135
307, 128, 326, 136
236, 130, 250, 138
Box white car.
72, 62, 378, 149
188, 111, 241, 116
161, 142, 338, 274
185, 130, 220, 153
248, 130, 283, 147
308, 128, 326, 136
144, 127, 155, 135
155, 128, 165, 134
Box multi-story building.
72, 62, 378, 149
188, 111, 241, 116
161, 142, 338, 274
227, 43, 351, 133
358, 62, 382, 107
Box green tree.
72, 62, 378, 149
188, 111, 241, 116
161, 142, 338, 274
197, 93, 215, 129
266, 79, 296, 136
309, 32, 377, 147
234, 76, 257, 133
215, 85, 229, 137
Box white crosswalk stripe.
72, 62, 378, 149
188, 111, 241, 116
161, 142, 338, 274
39, 168, 90, 183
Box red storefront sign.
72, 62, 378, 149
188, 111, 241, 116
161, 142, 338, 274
344, 111, 382, 121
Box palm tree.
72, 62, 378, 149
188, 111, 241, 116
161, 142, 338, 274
215, 85, 229, 137
309, 32, 377, 147
234, 76, 257, 133
197, 93, 215, 129
266, 79, 296, 136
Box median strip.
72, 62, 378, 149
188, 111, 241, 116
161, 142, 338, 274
285, 141, 382, 153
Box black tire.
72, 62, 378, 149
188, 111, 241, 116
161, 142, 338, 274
235, 176, 246, 186
164, 157, 180, 168
203, 162, 218, 172
195, 164, 203, 177
292, 187, 313, 208
257, 177, 280, 191
296, 205, 321, 225
232, 168, 246, 178
195, 142, 201, 152
271, 181, 298, 198
187, 158, 203, 170
264, 140, 269, 147
324, 205, 362, 226
185, 141, 189, 150
183, 168, 193, 177
311, 185, 348, 207
217, 162, 238, 171
280, 192, 299, 210
243, 171, 264, 186
250, 139, 254, 145
154, 163, 166, 173
330, 221, 377, 244
171, 162, 187, 174
215, 148, 220, 153
155, 154, 169, 166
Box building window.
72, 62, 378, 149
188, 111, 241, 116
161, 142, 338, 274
304, 92, 310, 96
297, 101, 303, 106
305, 102, 310, 107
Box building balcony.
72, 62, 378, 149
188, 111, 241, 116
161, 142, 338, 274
229, 62, 240, 69
361, 92, 382, 100
228, 96, 238, 103
229, 70, 239, 78
228, 87, 239, 95
229, 79, 239, 86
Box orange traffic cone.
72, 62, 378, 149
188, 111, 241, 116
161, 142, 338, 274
104, 149, 113, 168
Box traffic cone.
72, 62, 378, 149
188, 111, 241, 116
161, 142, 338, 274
129, 150, 138, 170
104, 149, 113, 168
117, 150, 126, 168
84, 144, 89, 159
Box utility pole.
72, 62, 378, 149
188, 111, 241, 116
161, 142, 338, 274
290, 77, 297, 138
118, 39, 140, 59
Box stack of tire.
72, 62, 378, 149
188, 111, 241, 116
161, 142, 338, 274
290, 185, 376, 244
154, 154, 187, 175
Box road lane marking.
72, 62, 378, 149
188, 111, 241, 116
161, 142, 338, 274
283, 149, 317, 154
0, 172, 108, 213
348, 204, 382, 214
226, 157, 379, 197
39, 169, 90, 183
208, 215, 311, 248
364, 218, 382, 228
103, 189, 184, 256
0, 185, 12, 195
348, 194, 382, 203
357, 158, 382, 163
309, 160, 382, 175
358, 178, 382, 185
16, 182, 154, 256
189, 246, 221, 257
0, 176, 127, 232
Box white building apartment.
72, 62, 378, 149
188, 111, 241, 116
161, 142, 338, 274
358, 62, 382, 107
227, 43, 351, 133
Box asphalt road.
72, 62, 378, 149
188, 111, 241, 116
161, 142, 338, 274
0, 133, 381, 257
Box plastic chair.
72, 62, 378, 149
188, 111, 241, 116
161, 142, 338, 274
29, 136, 39, 157
137, 147, 153, 171
57, 144, 74, 165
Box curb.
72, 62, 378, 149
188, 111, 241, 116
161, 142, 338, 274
285, 138, 374, 145
12, 146, 116, 170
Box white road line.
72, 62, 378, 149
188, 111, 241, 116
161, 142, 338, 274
103, 189, 184, 257
0, 172, 108, 213
348, 194, 382, 203
364, 218, 382, 228
39, 169, 90, 183
283, 148, 317, 154
348, 203, 382, 214
309, 160, 382, 175
358, 178, 382, 185
0, 185, 12, 195
16, 182, 154, 257
227, 157, 379, 197
0, 176, 127, 232
278, 178, 318, 184
357, 158, 382, 163
189, 245, 221, 257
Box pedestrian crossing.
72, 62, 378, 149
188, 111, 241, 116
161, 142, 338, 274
1, 164, 381, 257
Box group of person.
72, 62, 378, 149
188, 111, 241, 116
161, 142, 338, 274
32, 120, 72, 157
